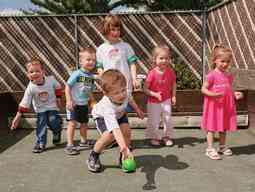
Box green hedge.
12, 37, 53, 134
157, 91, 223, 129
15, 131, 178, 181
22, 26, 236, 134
172, 59, 202, 90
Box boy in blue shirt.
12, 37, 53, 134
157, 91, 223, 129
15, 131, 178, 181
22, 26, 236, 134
65, 47, 96, 155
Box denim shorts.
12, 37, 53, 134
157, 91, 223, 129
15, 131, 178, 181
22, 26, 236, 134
66, 105, 89, 123
95, 114, 129, 134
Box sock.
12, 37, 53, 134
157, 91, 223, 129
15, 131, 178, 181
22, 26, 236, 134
90, 150, 100, 159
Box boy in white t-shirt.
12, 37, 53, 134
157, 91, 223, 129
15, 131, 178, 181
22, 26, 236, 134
11, 59, 62, 153
87, 69, 144, 173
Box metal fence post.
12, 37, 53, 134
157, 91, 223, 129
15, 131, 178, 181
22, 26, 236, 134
201, 0, 208, 82
74, 15, 79, 69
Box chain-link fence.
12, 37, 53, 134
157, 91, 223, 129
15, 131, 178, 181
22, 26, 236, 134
0, 0, 254, 93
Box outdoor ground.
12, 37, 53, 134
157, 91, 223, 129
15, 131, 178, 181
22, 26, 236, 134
1, 128, 255, 192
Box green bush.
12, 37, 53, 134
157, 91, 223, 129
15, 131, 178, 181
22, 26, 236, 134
172, 60, 202, 90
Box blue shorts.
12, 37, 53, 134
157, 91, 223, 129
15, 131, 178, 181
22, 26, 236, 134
66, 105, 89, 123
95, 114, 129, 134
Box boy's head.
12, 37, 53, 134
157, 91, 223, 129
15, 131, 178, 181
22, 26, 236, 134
100, 69, 127, 104
102, 15, 124, 41
79, 47, 96, 71
26, 59, 45, 84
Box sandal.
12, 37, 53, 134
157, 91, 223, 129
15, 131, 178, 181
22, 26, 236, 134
205, 148, 221, 160
218, 146, 233, 156
163, 137, 174, 147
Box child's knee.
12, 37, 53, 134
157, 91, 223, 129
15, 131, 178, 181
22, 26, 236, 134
67, 121, 76, 129
80, 123, 88, 130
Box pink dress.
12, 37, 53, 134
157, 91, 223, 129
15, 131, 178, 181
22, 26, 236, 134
201, 70, 237, 132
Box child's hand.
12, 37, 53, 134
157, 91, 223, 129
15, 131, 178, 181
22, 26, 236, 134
11, 119, 19, 130
88, 99, 96, 110
213, 92, 224, 98
171, 96, 176, 105
136, 108, 144, 119
66, 100, 74, 111
234, 91, 243, 100
153, 92, 162, 101
11, 113, 22, 130
122, 147, 133, 160
133, 79, 140, 90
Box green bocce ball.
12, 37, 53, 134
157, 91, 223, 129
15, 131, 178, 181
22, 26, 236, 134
122, 158, 136, 173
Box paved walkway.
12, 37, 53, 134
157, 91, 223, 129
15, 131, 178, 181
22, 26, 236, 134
1, 128, 255, 192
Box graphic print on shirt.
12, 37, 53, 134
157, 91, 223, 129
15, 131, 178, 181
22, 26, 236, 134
38, 91, 49, 102
77, 75, 94, 93
108, 48, 121, 69
158, 74, 166, 85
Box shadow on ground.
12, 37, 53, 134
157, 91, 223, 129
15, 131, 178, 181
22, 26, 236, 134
45, 139, 96, 152
232, 144, 255, 155
136, 154, 189, 190
174, 137, 206, 148
0, 129, 33, 153
132, 137, 206, 149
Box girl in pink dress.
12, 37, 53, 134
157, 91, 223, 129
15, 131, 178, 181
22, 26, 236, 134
144, 45, 176, 147
201, 44, 243, 160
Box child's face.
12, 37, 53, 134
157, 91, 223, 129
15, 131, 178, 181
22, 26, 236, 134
107, 86, 127, 105
27, 64, 44, 84
79, 51, 96, 71
155, 50, 170, 70
107, 26, 121, 43
214, 55, 231, 72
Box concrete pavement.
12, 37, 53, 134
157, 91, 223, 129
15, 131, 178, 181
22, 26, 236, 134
0, 128, 255, 192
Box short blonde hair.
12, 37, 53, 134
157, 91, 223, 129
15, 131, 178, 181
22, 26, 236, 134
100, 69, 126, 93
151, 44, 171, 68
102, 15, 124, 37
79, 46, 96, 56
26, 59, 44, 70
210, 44, 232, 69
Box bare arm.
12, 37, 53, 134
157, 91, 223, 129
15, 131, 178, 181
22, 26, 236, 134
128, 96, 144, 119
65, 83, 74, 110
11, 87, 31, 130
130, 62, 140, 89
144, 82, 162, 101
11, 112, 22, 130
11, 105, 29, 130
201, 80, 223, 97
171, 82, 177, 105
55, 85, 63, 109
112, 128, 131, 159
88, 93, 97, 109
